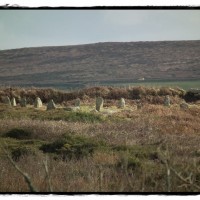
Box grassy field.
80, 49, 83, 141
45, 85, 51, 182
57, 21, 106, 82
0, 86, 200, 192
100, 80, 200, 91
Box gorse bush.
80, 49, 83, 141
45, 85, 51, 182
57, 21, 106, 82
40, 133, 102, 160
184, 90, 200, 102
131, 86, 146, 99
4, 128, 33, 140
11, 146, 36, 161
0, 86, 188, 105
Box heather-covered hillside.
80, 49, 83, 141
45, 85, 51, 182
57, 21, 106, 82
0, 41, 200, 87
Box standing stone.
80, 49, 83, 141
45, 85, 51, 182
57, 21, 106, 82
74, 98, 81, 107
34, 97, 43, 108
96, 97, 103, 112
47, 99, 56, 110
20, 97, 27, 107
180, 102, 189, 110
164, 95, 170, 107
118, 98, 125, 108
11, 97, 17, 107
4, 96, 11, 106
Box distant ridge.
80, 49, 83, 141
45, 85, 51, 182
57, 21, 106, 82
0, 40, 200, 88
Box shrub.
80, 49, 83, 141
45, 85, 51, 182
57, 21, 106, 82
184, 90, 200, 102
151, 96, 164, 104
145, 87, 158, 96
107, 87, 129, 99
11, 146, 36, 161
4, 128, 32, 140
130, 86, 146, 99
117, 153, 141, 170
157, 87, 172, 96
40, 133, 101, 160
0, 86, 186, 104
112, 144, 158, 160
83, 86, 110, 98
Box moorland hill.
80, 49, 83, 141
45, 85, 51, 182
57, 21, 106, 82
0, 40, 200, 87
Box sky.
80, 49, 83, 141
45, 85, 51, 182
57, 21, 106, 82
0, 10, 200, 50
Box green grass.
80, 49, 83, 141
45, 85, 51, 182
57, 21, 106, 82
40, 133, 106, 160
105, 80, 200, 90
0, 104, 104, 123
0, 129, 158, 165
0, 136, 45, 159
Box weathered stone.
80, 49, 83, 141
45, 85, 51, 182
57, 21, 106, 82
118, 98, 125, 108
20, 97, 27, 107
96, 97, 103, 112
164, 95, 170, 107
74, 98, 81, 107
46, 99, 56, 110
4, 96, 11, 106
180, 102, 189, 110
34, 97, 43, 108
11, 97, 17, 107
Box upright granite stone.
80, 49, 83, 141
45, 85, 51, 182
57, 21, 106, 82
74, 98, 81, 107
118, 98, 125, 108
34, 97, 43, 108
4, 96, 11, 106
164, 95, 170, 107
96, 97, 103, 112
20, 97, 27, 107
11, 97, 16, 107
47, 99, 56, 110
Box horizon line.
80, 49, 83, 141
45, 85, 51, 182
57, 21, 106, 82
1, 39, 200, 51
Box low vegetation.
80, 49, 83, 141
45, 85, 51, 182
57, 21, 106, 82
0, 85, 191, 104
0, 86, 200, 192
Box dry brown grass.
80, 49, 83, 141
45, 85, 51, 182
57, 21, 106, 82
0, 119, 91, 141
